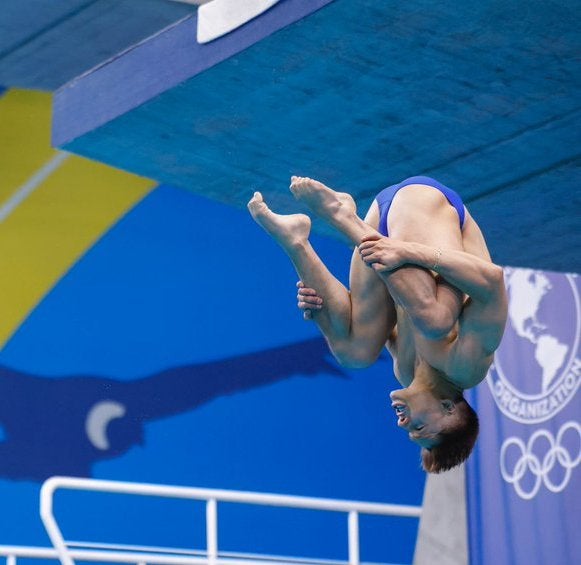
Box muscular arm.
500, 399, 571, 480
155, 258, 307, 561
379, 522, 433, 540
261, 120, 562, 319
360, 237, 507, 355
405, 243, 503, 305
406, 243, 508, 356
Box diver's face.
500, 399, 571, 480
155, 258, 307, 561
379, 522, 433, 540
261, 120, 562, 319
390, 389, 454, 449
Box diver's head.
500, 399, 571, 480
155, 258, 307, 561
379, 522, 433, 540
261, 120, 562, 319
390, 387, 479, 472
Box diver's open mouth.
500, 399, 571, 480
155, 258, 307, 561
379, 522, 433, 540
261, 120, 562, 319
391, 402, 409, 426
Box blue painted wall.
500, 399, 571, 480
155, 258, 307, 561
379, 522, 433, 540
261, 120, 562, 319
0, 182, 424, 563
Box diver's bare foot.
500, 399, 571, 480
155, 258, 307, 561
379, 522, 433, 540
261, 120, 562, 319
289, 176, 357, 225
247, 191, 311, 251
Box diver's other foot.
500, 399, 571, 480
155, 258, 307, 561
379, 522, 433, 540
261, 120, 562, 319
289, 176, 357, 224
247, 191, 311, 250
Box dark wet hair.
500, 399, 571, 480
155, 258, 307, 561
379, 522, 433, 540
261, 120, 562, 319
420, 397, 479, 473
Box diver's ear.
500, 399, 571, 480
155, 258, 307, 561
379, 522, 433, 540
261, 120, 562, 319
441, 399, 456, 414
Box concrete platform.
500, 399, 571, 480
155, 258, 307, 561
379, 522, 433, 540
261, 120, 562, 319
51, 0, 580, 272
0, 0, 198, 91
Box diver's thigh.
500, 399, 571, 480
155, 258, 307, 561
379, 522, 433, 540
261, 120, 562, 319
349, 200, 397, 338
387, 185, 464, 249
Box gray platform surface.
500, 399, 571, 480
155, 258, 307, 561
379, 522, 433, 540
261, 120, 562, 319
3, 0, 579, 272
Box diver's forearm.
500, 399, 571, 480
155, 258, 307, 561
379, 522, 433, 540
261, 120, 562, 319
404, 242, 503, 303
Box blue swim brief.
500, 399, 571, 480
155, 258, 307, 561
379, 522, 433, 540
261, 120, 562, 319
375, 176, 466, 236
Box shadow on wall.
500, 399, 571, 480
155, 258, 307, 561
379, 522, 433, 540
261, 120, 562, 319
0, 338, 343, 481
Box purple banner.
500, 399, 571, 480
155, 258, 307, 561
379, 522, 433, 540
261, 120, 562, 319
467, 267, 580, 565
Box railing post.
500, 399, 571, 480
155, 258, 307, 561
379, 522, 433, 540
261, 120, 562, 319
206, 498, 218, 565
40, 478, 75, 565
348, 510, 360, 565
7, 555, 16, 565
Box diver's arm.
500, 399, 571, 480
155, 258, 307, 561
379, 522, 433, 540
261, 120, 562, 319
359, 236, 507, 355
404, 242, 508, 358
359, 236, 502, 304
405, 243, 503, 304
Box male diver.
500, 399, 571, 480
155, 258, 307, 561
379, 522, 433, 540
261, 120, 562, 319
248, 176, 507, 472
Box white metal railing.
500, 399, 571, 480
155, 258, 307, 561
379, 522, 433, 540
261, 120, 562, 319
0, 476, 422, 565
0, 545, 60, 564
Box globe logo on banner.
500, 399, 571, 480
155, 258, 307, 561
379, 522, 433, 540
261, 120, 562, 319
486, 268, 581, 500
487, 268, 580, 423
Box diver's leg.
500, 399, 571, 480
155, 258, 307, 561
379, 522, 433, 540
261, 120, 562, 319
290, 177, 464, 339
376, 185, 466, 338
248, 192, 394, 367
290, 176, 376, 244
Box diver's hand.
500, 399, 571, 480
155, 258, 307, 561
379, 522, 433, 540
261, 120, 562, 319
297, 281, 323, 320
358, 234, 407, 272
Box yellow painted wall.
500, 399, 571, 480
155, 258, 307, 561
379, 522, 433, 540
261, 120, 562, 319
0, 89, 156, 348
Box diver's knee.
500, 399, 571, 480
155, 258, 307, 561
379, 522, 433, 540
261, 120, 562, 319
412, 308, 455, 340
332, 346, 378, 369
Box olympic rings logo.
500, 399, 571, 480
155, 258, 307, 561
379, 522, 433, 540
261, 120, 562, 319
500, 421, 581, 500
